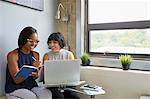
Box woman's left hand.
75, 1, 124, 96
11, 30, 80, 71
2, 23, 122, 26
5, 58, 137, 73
31, 71, 38, 79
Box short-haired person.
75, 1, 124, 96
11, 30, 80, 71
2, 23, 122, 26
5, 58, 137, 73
5, 26, 52, 99
43, 32, 80, 99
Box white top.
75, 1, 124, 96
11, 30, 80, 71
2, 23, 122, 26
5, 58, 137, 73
47, 49, 72, 60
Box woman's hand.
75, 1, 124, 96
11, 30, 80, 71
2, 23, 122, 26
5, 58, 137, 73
33, 60, 41, 67
30, 71, 38, 79
32, 60, 41, 79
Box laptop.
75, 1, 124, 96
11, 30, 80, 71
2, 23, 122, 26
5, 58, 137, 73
43, 59, 80, 87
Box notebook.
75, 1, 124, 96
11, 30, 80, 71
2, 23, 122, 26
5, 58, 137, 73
43, 59, 80, 87
15, 65, 37, 78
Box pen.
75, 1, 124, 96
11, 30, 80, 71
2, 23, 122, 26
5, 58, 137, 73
32, 56, 37, 61
32, 56, 43, 69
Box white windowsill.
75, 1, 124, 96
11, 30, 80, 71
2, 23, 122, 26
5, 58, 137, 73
89, 57, 150, 71
81, 66, 150, 75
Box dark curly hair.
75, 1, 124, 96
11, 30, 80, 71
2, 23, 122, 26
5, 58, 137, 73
47, 32, 66, 49
18, 26, 37, 48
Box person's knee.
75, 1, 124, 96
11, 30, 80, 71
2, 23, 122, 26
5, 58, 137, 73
50, 88, 64, 98
7, 89, 37, 99
26, 92, 37, 99
32, 87, 52, 99
22, 89, 37, 99
39, 88, 52, 98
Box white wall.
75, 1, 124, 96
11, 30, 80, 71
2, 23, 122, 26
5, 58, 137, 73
81, 66, 150, 99
0, 0, 57, 95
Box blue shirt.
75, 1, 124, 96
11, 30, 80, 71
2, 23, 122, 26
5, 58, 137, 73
5, 48, 38, 93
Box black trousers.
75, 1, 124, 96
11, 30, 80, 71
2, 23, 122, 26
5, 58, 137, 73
49, 87, 80, 99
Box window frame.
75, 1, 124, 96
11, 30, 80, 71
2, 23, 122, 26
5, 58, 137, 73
86, 0, 150, 60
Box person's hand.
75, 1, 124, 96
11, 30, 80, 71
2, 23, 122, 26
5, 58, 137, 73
30, 71, 38, 79
33, 60, 41, 67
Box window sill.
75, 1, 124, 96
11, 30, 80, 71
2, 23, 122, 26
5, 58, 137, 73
81, 66, 150, 75
89, 57, 150, 71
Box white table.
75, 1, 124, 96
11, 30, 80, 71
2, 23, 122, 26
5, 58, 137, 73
39, 81, 105, 99
65, 84, 105, 99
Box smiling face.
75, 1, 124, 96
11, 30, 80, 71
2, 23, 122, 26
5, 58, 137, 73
48, 40, 61, 53
23, 33, 39, 51
47, 32, 66, 52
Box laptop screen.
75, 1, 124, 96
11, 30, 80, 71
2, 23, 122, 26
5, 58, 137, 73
44, 59, 80, 87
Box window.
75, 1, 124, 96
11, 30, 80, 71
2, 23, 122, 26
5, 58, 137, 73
89, 29, 150, 55
88, 0, 150, 24
86, 0, 150, 70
